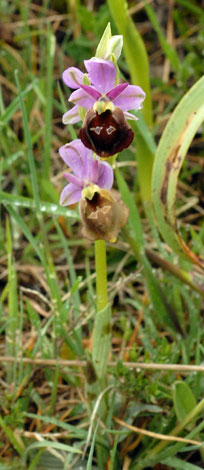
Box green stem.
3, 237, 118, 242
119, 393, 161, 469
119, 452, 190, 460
89, 239, 111, 414
92, 239, 111, 466
83, 240, 111, 464
94, 239, 108, 311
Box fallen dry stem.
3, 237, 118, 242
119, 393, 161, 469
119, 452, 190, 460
114, 417, 201, 446
0, 356, 204, 373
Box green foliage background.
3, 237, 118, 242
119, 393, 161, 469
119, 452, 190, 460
0, 0, 203, 469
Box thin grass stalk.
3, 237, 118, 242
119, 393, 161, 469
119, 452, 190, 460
15, 71, 41, 216
43, 27, 56, 180
5, 217, 18, 384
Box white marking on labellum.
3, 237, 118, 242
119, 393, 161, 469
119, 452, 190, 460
90, 126, 103, 135
106, 126, 116, 135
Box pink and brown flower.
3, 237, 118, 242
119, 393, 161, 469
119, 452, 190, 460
59, 139, 113, 206
62, 58, 145, 156
79, 187, 129, 243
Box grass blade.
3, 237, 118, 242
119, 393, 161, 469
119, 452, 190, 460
144, 2, 180, 72
5, 217, 18, 383
161, 457, 204, 470
0, 190, 80, 219
43, 28, 56, 179
0, 416, 24, 456
15, 70, 41, 216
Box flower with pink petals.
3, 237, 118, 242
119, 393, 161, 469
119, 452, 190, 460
62, 58, 146, 126
59, 139, 113, 206
62, 58, 146, 156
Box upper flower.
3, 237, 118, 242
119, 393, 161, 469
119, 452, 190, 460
59, 139, 113, 206
62, 58, 146, 125
79, 105, 134, 158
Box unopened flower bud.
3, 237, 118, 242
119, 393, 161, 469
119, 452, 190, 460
79, 186, 129, 243
95, 23, 111, 59
95, 23, 123, 61
104, 35, 123, 61
80, 107, 134, 157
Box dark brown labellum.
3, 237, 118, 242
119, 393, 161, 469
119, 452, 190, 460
80, 107, 134, 157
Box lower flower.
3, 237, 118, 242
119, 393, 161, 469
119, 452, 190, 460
79, 185, 129, 242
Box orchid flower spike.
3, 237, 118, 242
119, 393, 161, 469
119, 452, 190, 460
59, 139, 113, 206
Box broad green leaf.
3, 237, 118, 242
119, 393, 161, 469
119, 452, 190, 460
173, 381, 197, 423
152, 75, 204, 267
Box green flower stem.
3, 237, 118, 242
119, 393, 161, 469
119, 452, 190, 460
94, 239, 108, 311
91, 240, 111, 400
85, 239, 111, 428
